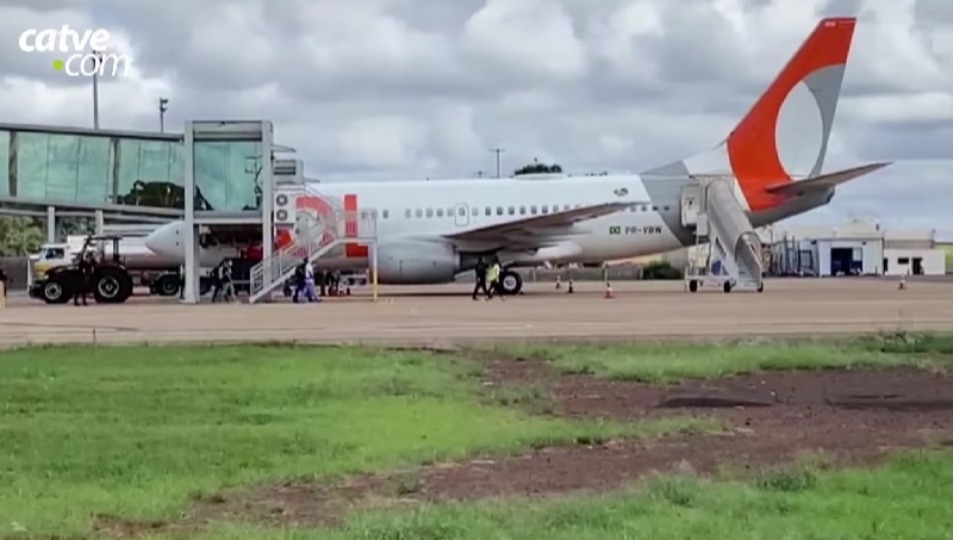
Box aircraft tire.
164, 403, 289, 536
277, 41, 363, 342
499, 270, 523, 295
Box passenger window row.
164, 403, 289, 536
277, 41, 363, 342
386, 203, 666, 220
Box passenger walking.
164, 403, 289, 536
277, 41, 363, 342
292, 262, 306, 303
220, 260, 237, 303
302, 258, 319, 302
485, 258, 504, 301
472, 257, 488, 300
210, 262, 224, 303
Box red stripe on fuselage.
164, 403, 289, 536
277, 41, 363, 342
343, 194, 368, 258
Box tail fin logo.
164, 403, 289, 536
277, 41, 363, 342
727, 17, 857, 211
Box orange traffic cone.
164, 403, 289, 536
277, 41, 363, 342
555, 275, 561, 290
567, 279, 574, 294
604, 281, 614, 299
898, 274, 906, 290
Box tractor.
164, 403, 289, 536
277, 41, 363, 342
30, 235, 135, 304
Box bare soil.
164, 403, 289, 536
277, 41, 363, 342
96, 350, 952, 536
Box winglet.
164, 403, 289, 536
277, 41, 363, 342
764, 162, 892, 197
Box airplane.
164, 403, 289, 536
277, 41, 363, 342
145, 17, 889, 296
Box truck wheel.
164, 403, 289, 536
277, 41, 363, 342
43, 280, 71, 304
155, 274, 181, 296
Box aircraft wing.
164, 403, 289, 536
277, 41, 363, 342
444, 201, 638, 246
765, 162, 891, 197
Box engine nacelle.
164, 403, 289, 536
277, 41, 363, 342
370, 240, 461, 284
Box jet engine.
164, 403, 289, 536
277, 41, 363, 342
370, 240, 461, 284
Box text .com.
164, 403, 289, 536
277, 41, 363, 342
18, 26, 131, 77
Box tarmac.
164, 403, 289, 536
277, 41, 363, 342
0, 278, 950, 348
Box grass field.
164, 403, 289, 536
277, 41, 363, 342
189, 450, 951, 540
501, 332, 952, 382
0, 334, 951, 538
0, 344, 700, 537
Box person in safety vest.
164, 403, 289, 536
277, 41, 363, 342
485, 257, 504, 301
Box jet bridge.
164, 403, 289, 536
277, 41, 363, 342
681, 175, 764, 293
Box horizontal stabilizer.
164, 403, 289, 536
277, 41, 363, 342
764, 162, 891, 197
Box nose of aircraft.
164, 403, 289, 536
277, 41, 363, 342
144, 222, 182, 257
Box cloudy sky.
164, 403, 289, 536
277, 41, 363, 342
0, 0, 953, 239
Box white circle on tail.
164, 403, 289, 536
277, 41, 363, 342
775, 81, 824, 179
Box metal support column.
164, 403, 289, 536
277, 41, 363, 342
94, 210, 104, 235
259, 120, 274, 302
46, 206, 56, 242
181, 121, 200, 304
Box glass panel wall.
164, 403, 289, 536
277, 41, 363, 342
193, 141, 262, 211
115, 139, 183, 209
0, 127, 264, 212
15, 132, 113, 203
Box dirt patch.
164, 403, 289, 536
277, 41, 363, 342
96, 352, 952, 536
471, 350, 953, 420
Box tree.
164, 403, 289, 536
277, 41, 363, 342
513, 158, 563, 176
0, 217, 44, 256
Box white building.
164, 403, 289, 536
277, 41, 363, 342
769, 218, 946, 277
882, 230, 946, 276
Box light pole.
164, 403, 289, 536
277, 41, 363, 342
91, 50, 103, 129
159, 97, 169, 132
490, 147, 505, 178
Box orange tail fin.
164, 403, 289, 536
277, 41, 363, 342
644, 17, 858, 212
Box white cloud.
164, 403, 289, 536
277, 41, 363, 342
0, 0, 951, 235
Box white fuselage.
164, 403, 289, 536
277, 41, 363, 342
145, 174, 688, 278
304, 174, 684, 270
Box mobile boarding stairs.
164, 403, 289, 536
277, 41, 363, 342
247, 207, 378, 303
681, 175, 764, 293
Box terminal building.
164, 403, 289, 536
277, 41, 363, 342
0, 120, 379, 304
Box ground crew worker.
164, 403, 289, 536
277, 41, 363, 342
485, 257, 504, 301
73, 253, 92, 306
472, 257, 488, 300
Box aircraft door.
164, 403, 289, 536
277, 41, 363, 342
454, 203, 470, 227
680, 185, 700, 227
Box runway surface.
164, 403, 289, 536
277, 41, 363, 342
0, 278, 950, 348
